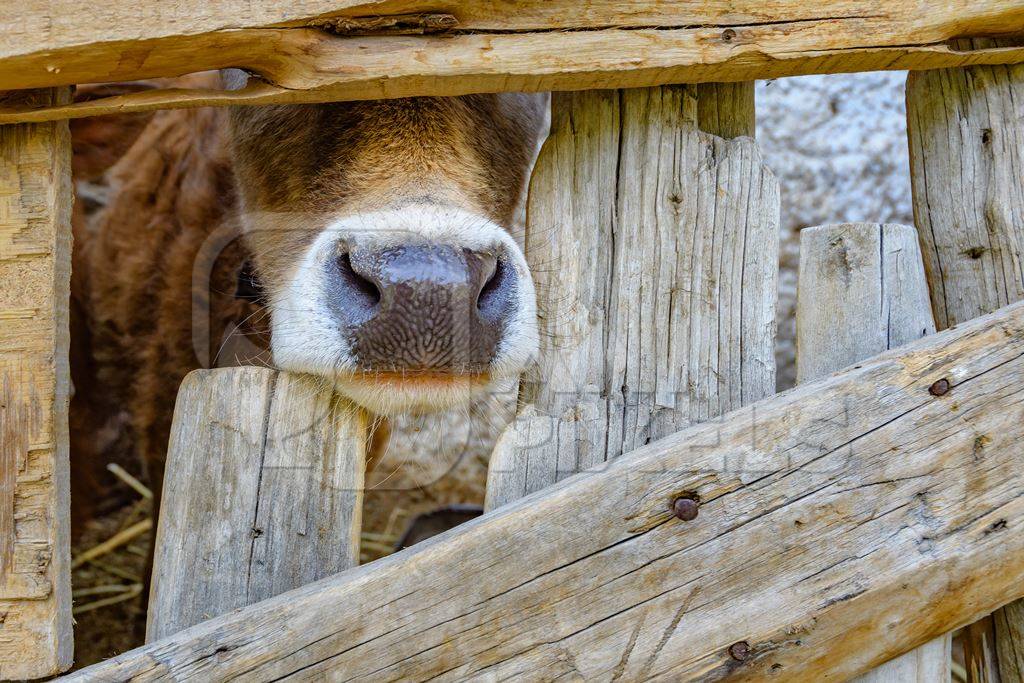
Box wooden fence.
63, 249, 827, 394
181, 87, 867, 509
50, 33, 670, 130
1, 1, 1024, 680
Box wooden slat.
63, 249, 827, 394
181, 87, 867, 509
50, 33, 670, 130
907, 49, 1024, 683
487, 85, 776, 509
796, 224, 935, 384
63, 299, 1024, 681
0, 89, 73, 678
908, 49, 1024, 331
964, 616, 1003, 683
796, 223, 951, 683
9, 0, 1018, 51
994, 603, 1024, 679
4, 1, 1024, 123
480, 83, 761, 683
147, 368, 367, 641
689, 83, 756, 141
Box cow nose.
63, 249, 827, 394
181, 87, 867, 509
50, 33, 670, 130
327, 243, 515, 372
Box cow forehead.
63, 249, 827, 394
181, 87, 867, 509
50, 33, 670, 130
228, 94, 547, 210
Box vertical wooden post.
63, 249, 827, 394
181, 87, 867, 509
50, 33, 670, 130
993, 603, 1024, 682
146, 368, 367, 641
907, 49, 1024, 682
796, 222, 951, 682
0, 88, 73, 678
486, 84, 776, 510
688, 82, 756, 139
963, 617, 1003, 683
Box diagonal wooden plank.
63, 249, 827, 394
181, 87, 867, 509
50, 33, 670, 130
4, 1, 1024, 123
63, 298, 1024, 681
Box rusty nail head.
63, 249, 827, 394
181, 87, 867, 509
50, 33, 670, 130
722, 28, 737, 41
672, 496, 699, 521
729, 641, 751, 661
929, 378, 951, 396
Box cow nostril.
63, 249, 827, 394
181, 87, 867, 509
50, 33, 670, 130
336, 252, 381, 307
344, 244, 517, 373
476, 257, 513, 322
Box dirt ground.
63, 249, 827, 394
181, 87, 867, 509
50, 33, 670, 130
70, 494, 150, 668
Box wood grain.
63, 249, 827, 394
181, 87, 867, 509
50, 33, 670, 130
4, 1, 1024, 123
796, 223, 950, 682
689, 83, 756, 140
147, 368, 367, 641
487, 86, 777, 509
0, 88, 73, 679
994, 602, 1024, 680
63, 298, 1024, 682
908, 53, 1024, 683
796, 224, 936, 383
964, 616, 1003, 683
908, 53, 1024, 332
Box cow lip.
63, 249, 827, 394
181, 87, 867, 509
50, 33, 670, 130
331, 370, 498, 414
346, 370, 491, 386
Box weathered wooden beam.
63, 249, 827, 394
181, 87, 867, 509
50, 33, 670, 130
4, 1, 1024, 123
0, 89, 73, 678
796, 223, 951, 683
907, 47, 1024, 682
147, 368, 367, 641
486, 85, 776, 509
64, 299, 1024, 681
484, 82, 764, 682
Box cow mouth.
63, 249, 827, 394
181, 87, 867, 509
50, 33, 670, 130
332, 370, 496, 414
349, 370, 491, 390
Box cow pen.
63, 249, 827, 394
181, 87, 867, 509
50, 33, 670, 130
2, 1, 1024, 680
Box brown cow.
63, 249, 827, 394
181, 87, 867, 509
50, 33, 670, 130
70, 73, 549, 546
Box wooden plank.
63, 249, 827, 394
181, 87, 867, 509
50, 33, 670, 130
908, 48, 1024, 331
964, 616, 1003, 683
908, 50, 1024, 683
146, 368, 367, 641
995, 603, 1024, 680
796, 224, 935, 383
0, 88, 73, 679
486, 85, 777, 509
689, 83, 756, 140
795, 223, 951, 683
9, 0, 1020, 52
853, 639, 953, 683
63, 299, 1024, 682
4, 1, 1024, 123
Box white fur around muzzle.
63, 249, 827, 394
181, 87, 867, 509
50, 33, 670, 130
264, 205, 538, 413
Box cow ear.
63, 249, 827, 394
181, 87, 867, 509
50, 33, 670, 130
70, 82, 159, 180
